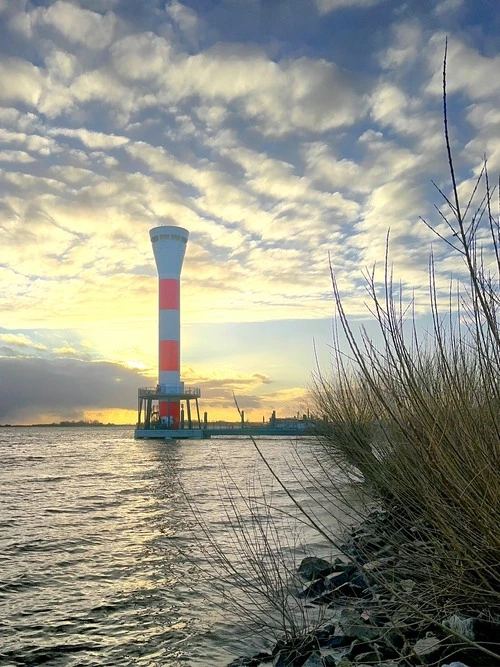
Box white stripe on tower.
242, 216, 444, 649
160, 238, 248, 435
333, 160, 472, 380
149, 226, 189, 427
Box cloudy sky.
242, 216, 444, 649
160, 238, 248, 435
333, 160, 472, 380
0, 0, 499, 425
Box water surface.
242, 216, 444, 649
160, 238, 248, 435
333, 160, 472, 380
0, 427, 350, 666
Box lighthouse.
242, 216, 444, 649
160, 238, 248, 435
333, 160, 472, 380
135, 225, 203, 439
150, 225, 189, 427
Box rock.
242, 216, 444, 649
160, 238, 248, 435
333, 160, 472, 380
443, 615, 475, 641
305, 569, 372, 605
298, 557, 335, 581
325, 570, 353, 588
336, 658, 355, 667
273, 635, 318, 667
412, 635, 441, 660
379, 627, 405, 652
227, 653, 273, 666
322, 656, 336, 667
340, 583, 370, 598
443, 614, 500, 644
313, 623, 337, 647
349, 572, 373, 592
298, 577, 328, 599
301, 652, 324, 666
469, 617, 500, 643
320, 646, 351, 666
441, 663, 471, 667
338, 609, 379, 642
353, 651, 380, 663
325, 635, 351, 649
347, 640, 372, 659
334, 563, 358, 577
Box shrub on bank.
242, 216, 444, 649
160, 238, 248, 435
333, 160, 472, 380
310, 51, 500, 663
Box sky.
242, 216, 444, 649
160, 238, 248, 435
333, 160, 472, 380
1, 0, 499, 425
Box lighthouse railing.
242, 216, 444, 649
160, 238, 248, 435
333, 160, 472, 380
138, 385, 201, 398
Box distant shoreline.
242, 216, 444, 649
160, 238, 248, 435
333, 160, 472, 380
0, 422, 135, 428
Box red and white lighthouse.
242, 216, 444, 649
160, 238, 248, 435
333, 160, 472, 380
149, 225, 189, 427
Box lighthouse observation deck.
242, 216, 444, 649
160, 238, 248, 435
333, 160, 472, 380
138, 385, 201, 399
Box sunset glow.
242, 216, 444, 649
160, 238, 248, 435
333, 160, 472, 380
1, 0, 499, 424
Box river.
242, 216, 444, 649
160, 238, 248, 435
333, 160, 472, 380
0, 427, 353, 666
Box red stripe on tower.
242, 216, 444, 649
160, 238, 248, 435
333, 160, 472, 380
159, 279, 180, 310
159, 340, 180, 372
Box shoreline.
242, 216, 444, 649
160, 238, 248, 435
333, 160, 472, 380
226, 505, 500, 667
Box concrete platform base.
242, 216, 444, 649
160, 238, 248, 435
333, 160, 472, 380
134, 428, 204, 440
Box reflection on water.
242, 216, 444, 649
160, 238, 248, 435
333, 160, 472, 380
0, 428, 353, 666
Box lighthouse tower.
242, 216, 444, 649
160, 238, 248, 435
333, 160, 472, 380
150, 225, 189, 427
135, 225, 202, 439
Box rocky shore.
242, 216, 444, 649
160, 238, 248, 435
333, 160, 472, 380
226, 507, 500, 667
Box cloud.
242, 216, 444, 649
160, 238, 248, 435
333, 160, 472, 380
0, 357, 145, 423
0, 0, 499, 425
53, 346, 80, 356
166, 0, 201, 46
379, 21, 423, 70
32, 1, 118, 50
426, 35, 500, 101
0, 150, 36, 163
48, 127, 129, 150
0, 129, 59, 155
110, 32, 173, 82
0, 58, 43, 107
0, 333, 47, 352
316, 0, 385, 15
434, 0, 464, 15
171, 48, 365, 135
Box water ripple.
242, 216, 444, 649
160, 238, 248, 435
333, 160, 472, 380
0, 427, 341, 666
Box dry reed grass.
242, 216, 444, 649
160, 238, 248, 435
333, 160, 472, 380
310, 42, 500, 660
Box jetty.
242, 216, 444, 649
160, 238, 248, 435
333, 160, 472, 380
134, 385, 311, 440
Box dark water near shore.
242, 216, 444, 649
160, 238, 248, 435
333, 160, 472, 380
0, 427, 350, 666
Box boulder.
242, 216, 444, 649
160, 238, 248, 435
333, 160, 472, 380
348, 639, 373, 659
443, 615, 475, 641
227, 653, 273, 667
322, 656, 336, 667
313, 623, 337, 647
298, 577, 328, 599
297, 557, 335, 581
353, 651, 380, 663
443, 614, 500, 644
273, 635, 319, 667
338, 609, 380, 642
325, 635, 351, 649
323, 581, 370, 603
412, 635, 442, 661
325, 570, 353, 588
301, 652, 324, 666
336, 658, 355, 667
334, 563, 358, 577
